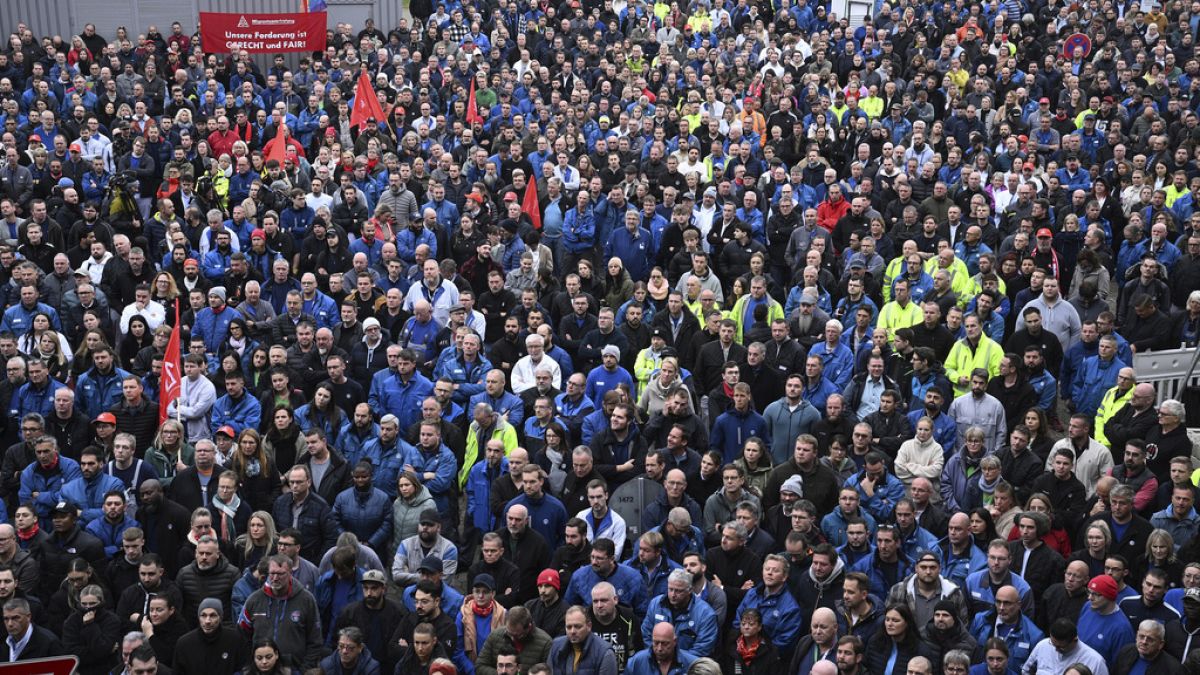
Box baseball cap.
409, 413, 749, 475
51, 500, 77, 516
418, 555, 443, 573
93, 412, 117, 425
69, 143, 81, 153
28, 134, 40, 143
1036, 228, 1053, 239
473, 573, 496, 590
362, 570, 387, 585
503, 192, 518, 202
1039, 97, 1050, 104
1185, 587, 1200, 602
419, 509, 440, 526
847, 255, 866, 270
216, 425, 237, 438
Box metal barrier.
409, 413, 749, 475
1132, 345, 1200, 406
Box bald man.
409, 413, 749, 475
790, 607, 839, 675
625, 623, 696, 675
1099, 381, 1157, 451
968, 585, 1043, 672
1039, 560, 1092, 628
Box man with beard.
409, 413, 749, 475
333, 569, 405, 674
495, 503, 551, 602
564, 538, 646, 613
60, 446, 125, 525
763, 434, 838, 513
393, 510, 458, 587
390, 579, 467, 672
475, 606, 553, 675
238, 554, 324, 670
524, 568, 567, 638
42, 499, 105, 594
173, 599, 247, 675
116, 553, 182, 632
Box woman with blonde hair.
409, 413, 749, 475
233, 511, 278, 570
229, 428, 281, 513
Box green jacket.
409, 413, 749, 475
474, 625, 553, 675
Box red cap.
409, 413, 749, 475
1036, 228, 1053, 238
1039, 97, 1050, 104
93, 412, 116, 425
503, 192, 518, 202
1017, 134, 1028, 143
69, 143, 81, 152
325, 127, 337, 136
467, 193, 483, 204
184, 258, 199, 267
251, 228, 266, 240
536, 569, 561, 590
28, 135, 40, 143
216, 425, 237, 438
1088, 574, 1118, 601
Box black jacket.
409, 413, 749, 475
466, 557, 523, 608
270, 492, 339, 563
2, 624, 64, 660
333, 598, 406, 674
295, 450, 351, 505
62, 608, 122, 675
1007, 541, 1065, 599
168, 463, 229, 513
1112, 643, 1184, 675
496, 526, 551, 591
173, 625, 250, 675
138, 498, 192, 575
174, 556, 240, 626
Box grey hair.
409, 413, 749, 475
1160, 399, 1185, 419
667, 506, 692, 529
943, 651, 971, 671
722, 521, 748, 541
1139, 619, 1165, 640
668, 568, 693, 586
687, 658, 722, 675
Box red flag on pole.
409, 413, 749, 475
465, 79, 482, 126
159, 306, 182, 425
350, 68, 385, 131
522, 178, 541, 231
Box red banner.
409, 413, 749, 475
159, 306, 182, 426
200, 12, 326, 54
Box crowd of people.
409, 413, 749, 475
3, 2, 1200, 675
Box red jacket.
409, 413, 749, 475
816, 196, 850, 232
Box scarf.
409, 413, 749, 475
211, 493, 242, 541
16, 523, 37, 542
736, 635, 762, 664
723, 381, 736, 399
472, 600, 495, 617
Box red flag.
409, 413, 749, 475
159, 305, 182, 425
522, 179, 541, 231
350, 69, 385, 131
465, 79, 482, 126
265, 120, 288, 166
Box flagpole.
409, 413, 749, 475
174, 302, 182, 425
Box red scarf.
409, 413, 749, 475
723, 382, 736, 399
737, 635, 762, 665
471, 600, 495, 617
16, 523, 38, 542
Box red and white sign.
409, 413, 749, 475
200, 12, 327, 54
0, 656, 78, 675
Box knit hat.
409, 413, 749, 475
208, 286, 227, 302
1088, 574, 1118, 601
780, 475, 805, 497
537, 569, 561, 591
933, 599, 958, 617
199, 598, 224, 618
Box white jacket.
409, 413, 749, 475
895, 436, 945, 495
168, 374, 216, 443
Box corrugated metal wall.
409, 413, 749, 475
1, 0, 75, 39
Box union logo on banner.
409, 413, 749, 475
0, 656, 79, 675
238, 15, 250, 27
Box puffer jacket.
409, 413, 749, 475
318, 647, 381, 675
332, 485, 394, 554
391, 485, 435, 546
175, 555, 240, 621
238, 581, 324, 670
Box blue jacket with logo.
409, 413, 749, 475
210, 393, 262, 436
433, 350, 492, 405
76, 366, 132, 419
19, 456, 82, 522
734, 584, 804, 653
641, 594, 717, 656
564, 562, 647, 614
12, 379, 65, 421
369, 370, 433, 431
